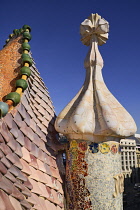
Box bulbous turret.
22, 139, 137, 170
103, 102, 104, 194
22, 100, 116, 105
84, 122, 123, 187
55, 13, 137, 142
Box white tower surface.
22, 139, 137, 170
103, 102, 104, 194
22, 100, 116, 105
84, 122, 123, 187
55, 13, 137, 210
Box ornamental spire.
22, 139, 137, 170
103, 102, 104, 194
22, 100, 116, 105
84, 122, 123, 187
55, 13, 137, 142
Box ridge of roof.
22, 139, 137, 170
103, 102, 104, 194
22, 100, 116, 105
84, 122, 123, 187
0, 24, 32, 118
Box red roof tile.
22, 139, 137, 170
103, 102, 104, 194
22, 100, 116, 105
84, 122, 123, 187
0, 190, 15, 210
0, 30, 64, 209
29, 154, 39, 169
9, 196, 22, 210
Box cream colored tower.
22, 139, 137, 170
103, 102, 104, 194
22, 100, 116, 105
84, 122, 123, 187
55, 14, 137, 210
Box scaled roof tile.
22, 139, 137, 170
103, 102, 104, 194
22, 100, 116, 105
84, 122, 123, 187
29, 178, 42, 195
0, 162, 7, 175
29, 154, 39, 169
9, 196, 23, 210
45, 199, 57, 210
21, 147, 31, 163
25, 192, 36, 206
3, 113, 13, 129
10, 120, 19, 138
0, 149, 4, 158
0, 133, 4, 143
20, 159, 32, 175
16, 129, 25, 146
0, 27, 64, 209
21, 199, 32, 209
0, 190, 15, 210
29, 166, 40, 181
36, 170, 49, 184
5, 171, 16, 183
6, 153, 23, 169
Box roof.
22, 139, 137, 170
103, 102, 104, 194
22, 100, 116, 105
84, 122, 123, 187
0, 26, 65, 209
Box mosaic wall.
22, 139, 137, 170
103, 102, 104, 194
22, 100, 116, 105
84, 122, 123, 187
0, 36, 21, 101
66, 140, 123, 210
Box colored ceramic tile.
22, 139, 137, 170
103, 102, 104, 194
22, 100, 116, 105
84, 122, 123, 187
99, 143, 110, 154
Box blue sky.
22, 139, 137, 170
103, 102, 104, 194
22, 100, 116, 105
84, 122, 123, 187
1, 0, 140, 133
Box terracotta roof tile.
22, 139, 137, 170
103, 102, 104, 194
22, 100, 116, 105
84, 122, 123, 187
7, 153, 22, 169
0, 190, 14, 210
0, 133, 4, 143
39, 139, 47, 152
29, 178, 42, 195
30, 143, 39, 158
45, 153, 55, 165
51, 177, 59, 191
38, 149, 46, 162
24, 111, 31, 126
3, 113, 13, 129
9, 196, 22, 210
10, 120, 19, 138
34, 95, 41, 104
20, 121, 29, 136
45, 186, 54, 202
32, 133, 40, 147
0, 172, 2, 181
52, 189, 60, 205
20, 159, 32, 175
15, 142, 23, 158
26, 126, 34, 141
5, 171, 16, 183
17, 171, 28, 182
8, 166, 27, 182
24, 176, 33, 190
0, 149, 4, 158
44, 174, 53, 188
36, 170, 48, 184
50, 166, 61, 180
0, 143, 12, 155
14, 180, 31, 197
44, 163, 51, 176
21, 199, 32, 209
13, 111, 23, 128
37, 159, 46, 173
49, 156, 57, 168
45, 199, 57, 210
1, 122, 15, 143
1, 156, 12, 168
29, 166, 40, 181
29, 154, 39, 169
8, 166, 19, 177
57, 192, 64, 207
35, 125, 42, 138
18, 103, 27, 119
57, 206, 64, 210
25, 192, 36, 206
7, 137, 18, 151
30, 118, 37, 132
40, 132, 47, 142
0, 162, 7, 175
0, 176, 24, 200
21, 95, 29, 107
38, 182, 49, 198
56, 180, 63, 194
31, 193, 46, 210
16, 129, 25, 146
24, 136, 32, 151
21, 147, 31, 162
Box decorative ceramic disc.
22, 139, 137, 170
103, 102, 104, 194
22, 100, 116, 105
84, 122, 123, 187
99, 143, 110, 154
88, 143, 99, 154
110, 144, 118, 154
